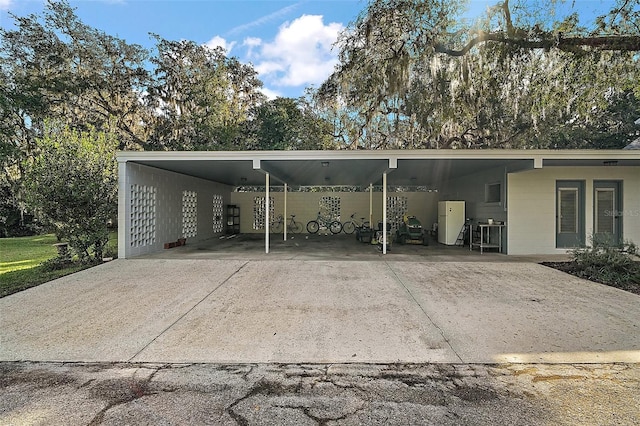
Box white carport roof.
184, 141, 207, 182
117, 149, 640, 187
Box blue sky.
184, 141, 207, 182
1, 0, 370, 98
0, 0, 617, 98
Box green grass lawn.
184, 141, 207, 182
0, 234, 59, 273
0, 232, 117, 298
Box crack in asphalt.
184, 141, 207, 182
225, 369, 369, 425
384, 261, 464, 363
127, 261, 250, 362
86, 366, 161, 426
225, 377, 302, 425
301, 404, 367, 425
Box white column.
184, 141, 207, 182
383, 172, 387, 255
117, 159, 127, 259
284, 183, 288, 241
265, 173, 270, 254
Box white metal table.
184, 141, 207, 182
470, 223, 505, 254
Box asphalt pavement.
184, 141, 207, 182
2, 361, 639, 425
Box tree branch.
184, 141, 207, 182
435, 31, 640, 56
502, 0, 515, 37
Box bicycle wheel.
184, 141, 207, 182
342, 221, 356, 234
290, 220, 303, 233
306, 220, 319, 234
270, 221, 282, 233
329, 221, 343, 234
363, 221, 370, 229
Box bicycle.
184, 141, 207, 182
270, 214, 303, 234
342, 213, 370, 234
306, 212, 342, 234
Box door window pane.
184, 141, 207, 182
558, 189, 578, 233
595, 189, 615, 234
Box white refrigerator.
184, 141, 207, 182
438, 201, 466, 245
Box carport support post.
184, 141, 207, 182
284, 183, 288, 241
369, 183, 373, 228
265, 173, 270, 254
383, 172, 387, 254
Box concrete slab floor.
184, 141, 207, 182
146, 233, 572, 263
1, 257, 638, 364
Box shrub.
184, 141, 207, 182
24, 123, 118, 262
40, 256, 70, 272
571, 235, 640, 286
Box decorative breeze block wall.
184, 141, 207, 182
212, 195, 224, 233
182, 190, 198, 238
319, 196, 341, 220
386, 196, 408, 232
130, 184, 156, 247
228, 191, 439, 235
253, 196, 274, 230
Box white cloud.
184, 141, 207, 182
0, 0, 12, 11
253, 15, 343, 89
226, 2, 303, 36
243, 37, 262, 58
255, 61, 285, 75
204, 14, 344, 97
260, 86, 282, 100
243, 37, 262, 48
204, 35, 236, 54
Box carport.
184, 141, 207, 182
117, 149, 640, 259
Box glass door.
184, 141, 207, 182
556, 181, 585, 248
594, 181, 622, 245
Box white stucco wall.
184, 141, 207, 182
507, 166, 640, 255
118, 162, 233, 258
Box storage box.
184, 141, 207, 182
358, 229, 373, 243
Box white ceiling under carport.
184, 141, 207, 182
117, 149, 640, 188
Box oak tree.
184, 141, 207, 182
318, 0, 640, 149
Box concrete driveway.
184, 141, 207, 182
1, 256, 639, 364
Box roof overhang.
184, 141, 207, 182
117, 149, 640, 187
